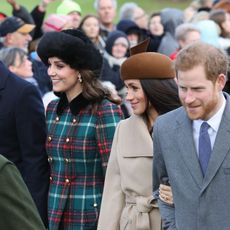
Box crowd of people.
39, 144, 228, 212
1, 0, 230, 229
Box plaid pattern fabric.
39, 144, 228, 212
46, 98, 123, 230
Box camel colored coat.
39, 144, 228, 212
97, 115, 161, 230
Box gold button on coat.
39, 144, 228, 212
55, 116, 60, 122
65, 178, 70, 183
48, 157, 53, 163
66, 138, 70, 143
48, 136, 52, 142
93, 203, 98, 207
65, 158, 70, 163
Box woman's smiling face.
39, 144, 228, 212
125, 79, 147, 115
47, 57, 82, 101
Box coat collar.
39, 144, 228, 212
56, 93, 91, 116
175, 109, 204, 188
122, 115, 153, 157
175, 93, 230, 189
201, 93, 230, 191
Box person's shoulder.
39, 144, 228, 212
156, 107, 183, 124
7, 72, 36, 90
7, 71, 26, 84
115, 114, 142, 129
121, 114, 140, 123
99, 98, 120, 109
0, 155, 13, 171
46, 98, 59, 111
96, 99, 123, 118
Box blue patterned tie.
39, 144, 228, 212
199, 122, 212, 176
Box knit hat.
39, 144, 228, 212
56, 0, 81, 15
120, 38, 175, 80
42, 14, 71, 33
37, 29, 102, 73
105, 30, 129, 55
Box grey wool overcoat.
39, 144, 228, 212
153, 93, 230, 230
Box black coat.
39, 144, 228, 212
0, 62, 49, 227
100, 58, 124, 91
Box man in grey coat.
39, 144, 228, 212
153, 41, 230, 230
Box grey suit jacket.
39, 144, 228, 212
153, 93, 230, 230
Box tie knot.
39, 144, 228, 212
200, 122, 210, 133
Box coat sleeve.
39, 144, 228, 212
96, 101, 123, 176
152, 119, 178, 230
15, 83, 49, 227
12, 5, 35, 25
0, 159, 46, 230
30, 5, 45, 40
97, 122, 125, 230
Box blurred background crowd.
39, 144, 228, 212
0, 0, 230, 116
1, 0, 230, 228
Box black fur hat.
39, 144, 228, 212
37, 29, 102, 73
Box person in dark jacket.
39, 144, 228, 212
147, 12, 165, 52
0, 61, 49, 227
100, 30, 131, 117
117, 19, 146, 47
0, 155, 46, 230
100, 30, 129, 95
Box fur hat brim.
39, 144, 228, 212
37, 29, 102, 73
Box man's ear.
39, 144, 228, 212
5, 33, 14, 45
216, 73, 227, 91
8, 65, 16, 73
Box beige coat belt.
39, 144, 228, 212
125, 195, 157, 230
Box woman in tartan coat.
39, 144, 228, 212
37, 29, 123, 230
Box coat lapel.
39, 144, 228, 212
176, 108, 204, 188
122, 115, 153, 157
201, 94, 230, 192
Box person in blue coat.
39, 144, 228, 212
0, 61, 49, 227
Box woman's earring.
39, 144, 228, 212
78, 73, 82, 83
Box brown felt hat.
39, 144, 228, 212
120, 38, 175, 80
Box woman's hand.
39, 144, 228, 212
159, 184, 174, 205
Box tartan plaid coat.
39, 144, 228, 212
46, 93, 123, 230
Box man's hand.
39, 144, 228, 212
38, 0, 56, 12
159, 184, 174, 205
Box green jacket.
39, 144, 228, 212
0, 155, 45, 230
